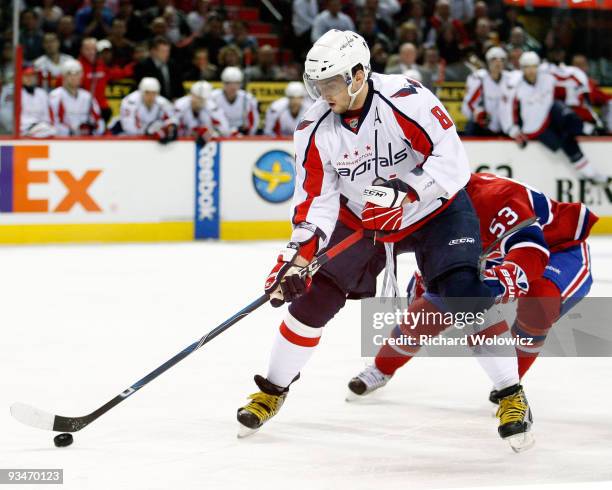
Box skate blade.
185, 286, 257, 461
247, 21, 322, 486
345, 390, 365, 402
237, 424, 260, 439
505, 431, 535, 453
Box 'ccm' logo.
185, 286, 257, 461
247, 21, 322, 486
0, 145, 101, 213
449, 237, 475, 246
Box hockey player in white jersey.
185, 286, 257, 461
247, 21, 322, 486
541, 47, 599, 133
116, 77, 177, 143
211, 67, 259, 135
48, 59, 105, 136
174, 81, 230, 143
263, 82, 312, 136
33, 33, 75, 92
501, 52, 605, 184
236, 30, 533, 448
20, 66, 56, 137
462, 47, 514, 136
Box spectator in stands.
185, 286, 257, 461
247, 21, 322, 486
116, 77, 177, 143
370, 42, 389, 73
20, 10, 44, 61
506, 27, 536, 54
292, 0, 318, 61
134, 36, 183, 100
211, 67, 259, 135
20, 66, 56, 137
34, 32, 75, 91
225, 21, 258, 54
498, 7, 524, 43
218, 45, 243, 71
183, 47, 218, 81
35, 0, 64, 33
420, 45, 443, 88
116, 0, 149, 43
107, 19, 135, 67
437, 23, 464, 65
405, 0, 428, 41
244, 45, 283, 82
0, 42, 14, 85
465, 1, 489, 40
57, 15, 81, 58
75, 0, 114, 39
426, 0, 469, 47
360, 0, 397, 38
385, 43, 424, 81
162, 6, 190, 46
187, 0, 211, 35
79, 37, 134, 122
397, 21, 422, 47
143, 0, 172, 25
192, 12, 226, 66
175, 80, 230, 142
49, 59, 105, 135
150, 17, 169, 39
358, 13, 393, 53
311, 0, 355, 43
472, 18, 493, 61
449, 0, 475, 23
264, 81, 312, 137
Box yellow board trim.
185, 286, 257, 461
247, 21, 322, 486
592, 217, 612, 234
221, 218, 612, 241
0, 222, 193, 244
220, 221, 291, 240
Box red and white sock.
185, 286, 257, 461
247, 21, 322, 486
266, 312, 322, 388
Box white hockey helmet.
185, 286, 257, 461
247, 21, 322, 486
62, 59, 82, 75
221, 66, 243, 83
190, 80, 213, 99
285, 81, 306, 98
303, 30, 371, 107
485, 46, 507, 62
519, 51, 541, 68
139, 77, 160, 93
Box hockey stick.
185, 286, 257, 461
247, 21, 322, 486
11, 229, 365, 433
478, 216, 539, 274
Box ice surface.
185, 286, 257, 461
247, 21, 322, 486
1, 238, 611, 490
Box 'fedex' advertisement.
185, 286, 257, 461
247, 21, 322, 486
0, 145, 102, 213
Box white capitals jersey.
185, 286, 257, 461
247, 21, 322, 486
461, 69, 514, 133
173, 95, 231, 137
211, 88, 259, 135
263, 97, 312, 136
21, 87, 53, 133
49, 86, 104, 135
292, 73, 470, 248
500, 71, 556, 137
541, 62, 589, 108
119, 91, 175, 135
33, 54, 75, 91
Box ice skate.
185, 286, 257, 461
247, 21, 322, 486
495, 384, 535, 453
237, 375, 289, 438
346, 365, 393, 401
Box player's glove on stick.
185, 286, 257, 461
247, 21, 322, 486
361, 178, 417, 232
265, 226, 319, 307
483, 262, 529, 303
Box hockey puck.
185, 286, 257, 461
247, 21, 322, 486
53, 433, 73, 447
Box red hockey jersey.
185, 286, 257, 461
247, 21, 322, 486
466, 172, 598, 281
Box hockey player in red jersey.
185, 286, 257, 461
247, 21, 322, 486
348, 172, 597, 406
237, 30, 533, 448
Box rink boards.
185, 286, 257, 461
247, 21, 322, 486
0, 137, 611, 243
